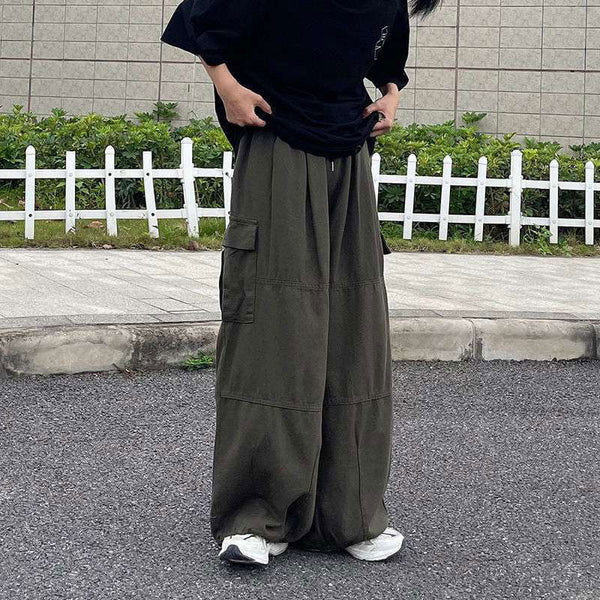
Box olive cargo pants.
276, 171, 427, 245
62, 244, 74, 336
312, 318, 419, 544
211, 128, 393, 551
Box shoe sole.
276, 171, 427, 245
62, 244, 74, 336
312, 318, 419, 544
269, 543, 289, 557
219, 544, 268, 566
345, 537, 404, 562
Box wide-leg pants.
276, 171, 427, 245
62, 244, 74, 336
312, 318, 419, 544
211, 127, 393, 551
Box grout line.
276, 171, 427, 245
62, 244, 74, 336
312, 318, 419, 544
584, 0, 589, 144
412, 13, 419, 120
465, 318, 479, 360
453, 0, 460, 124
158, 0, 165, 104
539, 1, 545, 139
3, 55, 600, 74
496, 2, 501, 135
122, 0, 131, 115
26, 0, 36, 112
591, 323, 599, 358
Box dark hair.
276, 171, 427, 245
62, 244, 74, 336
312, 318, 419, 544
410, 0, 443, 17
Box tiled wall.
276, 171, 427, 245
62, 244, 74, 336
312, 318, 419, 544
1, 0, 599, 145
404, 0, 600, 146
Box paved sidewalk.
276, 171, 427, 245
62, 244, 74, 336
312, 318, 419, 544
0, 248, 598, 328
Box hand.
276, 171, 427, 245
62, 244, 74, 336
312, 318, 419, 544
217, 80, 273, 127
363, 83, 400, 138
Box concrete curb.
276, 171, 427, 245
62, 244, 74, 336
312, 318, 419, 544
389, 318, 598, 362
0, 322, 220, 377
0, 317, 598, 377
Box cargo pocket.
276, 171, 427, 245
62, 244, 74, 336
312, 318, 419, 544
220, 215, 258, 323
379, 229, 392, 255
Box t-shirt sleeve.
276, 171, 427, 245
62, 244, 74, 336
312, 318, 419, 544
366, 2, 411, 91
160, 0, 263, 66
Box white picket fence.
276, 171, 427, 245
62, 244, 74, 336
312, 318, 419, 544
0, 137, 598, 247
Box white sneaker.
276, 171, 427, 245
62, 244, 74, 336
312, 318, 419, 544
345, 527, 404, 561
218, 534, 288, 565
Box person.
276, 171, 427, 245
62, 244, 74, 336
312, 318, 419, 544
161, 0, 441, 566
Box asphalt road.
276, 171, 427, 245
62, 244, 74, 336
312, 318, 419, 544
1, 360, 599, 600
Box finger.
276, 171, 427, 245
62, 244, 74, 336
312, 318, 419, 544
256, 96, 273, 115
369, 128, 388, 138
371, 123, 387, 133
248, 114, 267, 127
362, 101, 382, 117
232, 111, 267, 126
374, 115, 393, 129
369, 121, 392, 137
229, 115, 248, 126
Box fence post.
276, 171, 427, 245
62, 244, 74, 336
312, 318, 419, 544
180, 137, 199, 238
549, 159, 559, 244
439, 155, 452, 241
508, 149, 523, 247
371, 152, 381, 206
105, 145, 118, 236
222, 151, 233, 229
24, 145, 36, 240
403, 154, 417, 240
585, 161, 595, 246
474, 156, 488, 242
65, 151, 76, 234
143, 151, 159, 238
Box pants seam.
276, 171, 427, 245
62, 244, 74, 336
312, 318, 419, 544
354, 416, 367, 542
298, 442, 322, 543
256, 277, 328, 291
330, 276, 385, 290
255, 276, 385, 291
219, 392, 321, 413
324, 391, 392, 406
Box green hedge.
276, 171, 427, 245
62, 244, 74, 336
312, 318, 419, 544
376, 114, 600, 243
1, 103, 599, 244
0, 103, 230, 212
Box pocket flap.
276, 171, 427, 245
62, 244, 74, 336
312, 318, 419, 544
223, 217, 257, 251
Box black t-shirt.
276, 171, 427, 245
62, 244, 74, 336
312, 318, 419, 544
161, 0, 410, 159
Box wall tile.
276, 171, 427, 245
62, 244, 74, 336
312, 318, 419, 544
0, 0, 598, 144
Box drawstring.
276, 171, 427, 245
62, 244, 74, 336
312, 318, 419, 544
329, 158, 335, 172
